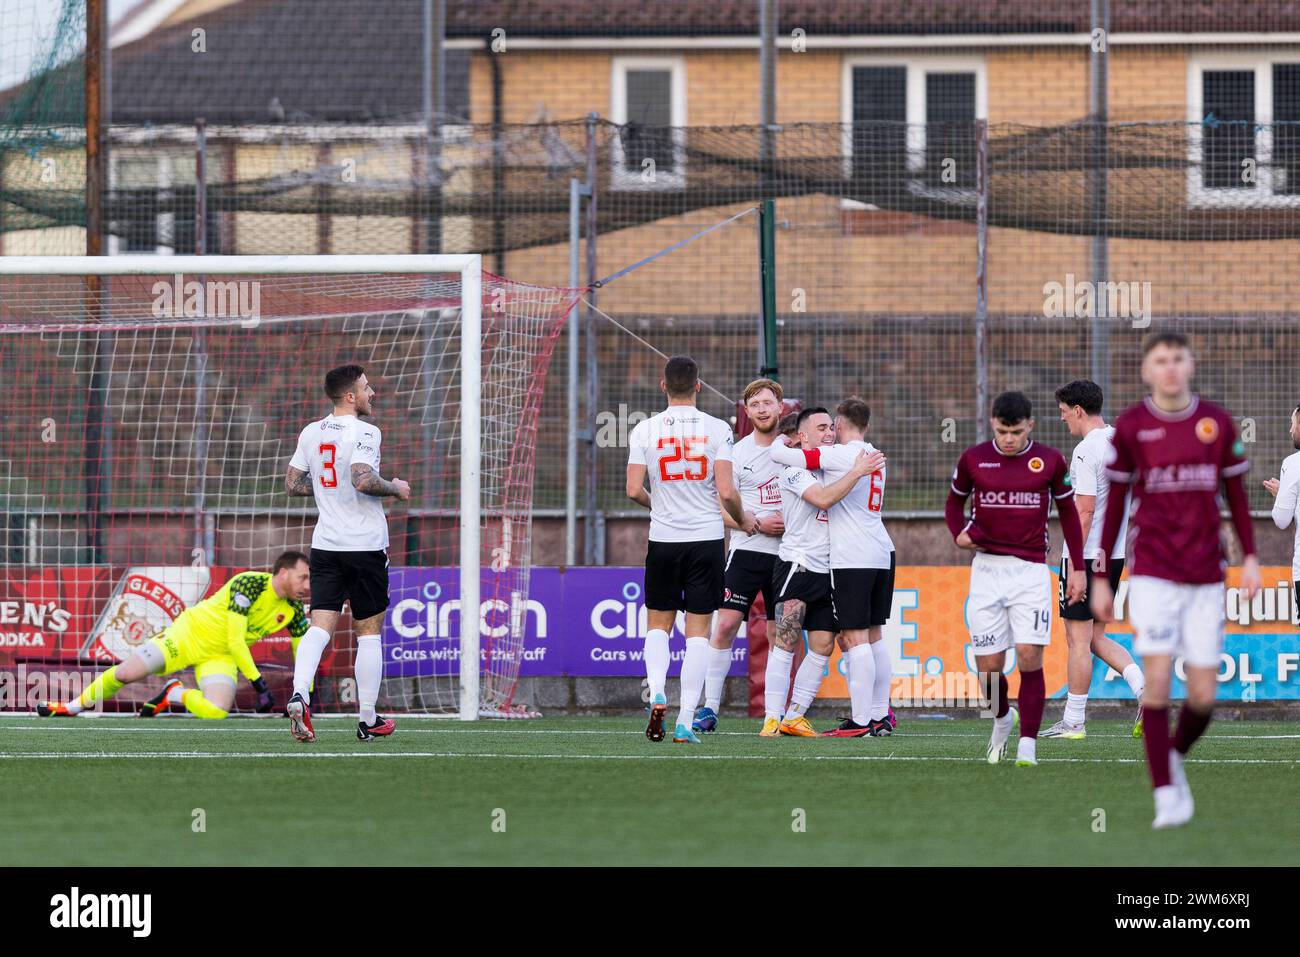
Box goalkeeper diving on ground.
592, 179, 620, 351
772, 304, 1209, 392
37, 551, 311, 719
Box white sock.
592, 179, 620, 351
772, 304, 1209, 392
1123, 663, 1145, 698
1064, 691, 1088, 726
293, 625, 331, 703
65, 700, 83, 715
644, 629, 670, 699
166, 685, 186, 705
846, 643, 876, 726
675, 637, 709, 730
1017, 736, 1037, 763
786, 651, 828, 719
355, 634, 382, 725
870, 641, 892, 721
764, 647, 795, 720
704, 644, 732, 711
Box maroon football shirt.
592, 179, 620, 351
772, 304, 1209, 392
1101, 395, 1249, 584
947, 440, 1077, 564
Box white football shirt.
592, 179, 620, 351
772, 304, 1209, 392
778, 465, 831, 573
1270, 450, 1300, 578
1071, 424, 1127, 561
289, 413, 390, 551
728, 432, 783, 556
627, 406, 734, 543
822, 440, 894, 569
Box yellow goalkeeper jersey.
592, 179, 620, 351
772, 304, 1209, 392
176, 571, 310, 682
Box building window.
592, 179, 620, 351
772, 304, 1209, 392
1189, 54, 1300, 207
611, 57, 685, 189
842, 56, 986, 207
110, 150, 224, 255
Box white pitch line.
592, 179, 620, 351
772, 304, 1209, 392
0, 750, 1294, 765
0, 724, 1296, 741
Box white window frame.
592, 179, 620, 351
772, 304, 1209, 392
610, 56, 687, 190
108, 151, 176, 255
840, 53, 987, 209
1188, 51, 1300, 208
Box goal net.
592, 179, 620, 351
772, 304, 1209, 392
0, 255, 582, 719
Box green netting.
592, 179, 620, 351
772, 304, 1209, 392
0, 0, 87, 233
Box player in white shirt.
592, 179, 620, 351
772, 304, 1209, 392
1048, 380, 1146, 740
1263, 403, 1300, 621
283, 364, 411, 743
692, 379, 785, 735
626, 355, 746, 744
771, 396, 896, 737
767, 407, 880, 738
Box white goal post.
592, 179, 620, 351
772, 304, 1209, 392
0, 254, 490, 720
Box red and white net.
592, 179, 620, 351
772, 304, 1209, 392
0, 268, 581, 716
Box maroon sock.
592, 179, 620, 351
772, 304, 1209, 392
1018, 668, 1045, 738
1173, 703, 1212, 755
1144, 705, 1171, 788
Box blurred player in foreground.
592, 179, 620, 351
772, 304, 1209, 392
1048, 379, 1145, 739
627, 355, 745, 743
38, 551, 311, 719
946, 391, 1087, 766
285, 364, 409, 743
694, 378, 786, 734
1090, 332, 1259, 828
769, 407, 878, 736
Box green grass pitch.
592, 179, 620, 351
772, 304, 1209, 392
0, 715, 1294, 866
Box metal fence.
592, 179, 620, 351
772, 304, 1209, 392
7, 0, 1300, 563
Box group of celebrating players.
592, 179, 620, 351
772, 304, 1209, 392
36, 332, 1263, 830
627, 331, 1260, 829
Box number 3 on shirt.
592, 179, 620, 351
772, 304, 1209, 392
319, 443, 338, 488
658, 436, 708, 481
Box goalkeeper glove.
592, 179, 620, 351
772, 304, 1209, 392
251, 677, 275, 714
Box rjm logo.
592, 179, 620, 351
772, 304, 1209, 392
151, 274, 261, 325
1042, 273, 1152, 328
49, 887, 151, 937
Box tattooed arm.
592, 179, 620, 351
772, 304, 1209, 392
352, 463, 411, 500
285, 466, 313, 497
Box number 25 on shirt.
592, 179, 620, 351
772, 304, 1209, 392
658, 435, 708, 482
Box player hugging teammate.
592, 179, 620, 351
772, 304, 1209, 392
625, 356, 894, 744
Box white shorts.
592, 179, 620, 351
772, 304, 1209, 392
966, 553, 1053, 655
1126, 575, 1225, 668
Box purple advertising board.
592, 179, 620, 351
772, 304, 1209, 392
383, 566, 749, 678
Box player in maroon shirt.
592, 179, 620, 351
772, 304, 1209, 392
946, 391, 1087, 767
1090, 332, 1260, 829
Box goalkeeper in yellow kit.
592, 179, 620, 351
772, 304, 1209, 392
38, 551, 311, 719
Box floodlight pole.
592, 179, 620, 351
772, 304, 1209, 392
758, 199, 779, 380
1089, 0, 1111, 404
975, 118, 989, 441
759, 0, 778, 379
84, 0, 110, 564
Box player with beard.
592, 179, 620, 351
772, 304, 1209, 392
693, 379, 785, 733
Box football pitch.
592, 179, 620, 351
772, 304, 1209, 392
1, 715, 1294, 867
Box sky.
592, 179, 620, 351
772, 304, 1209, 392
1, 0, 138, 89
